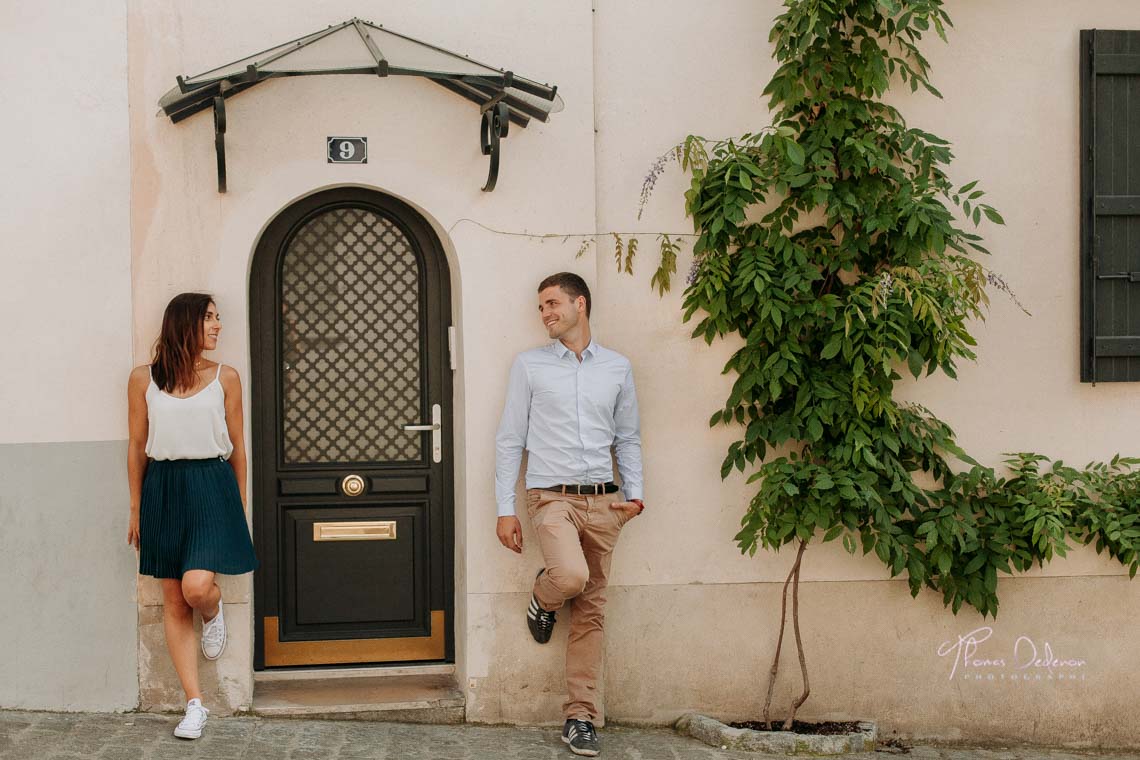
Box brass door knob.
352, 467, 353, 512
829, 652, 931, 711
341, 474, 366, 496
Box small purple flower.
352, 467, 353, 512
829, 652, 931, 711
686, 254, 704, 286
878, 271, 894, 299
638, 149, 679, 220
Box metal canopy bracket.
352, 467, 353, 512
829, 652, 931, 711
158, 18, 562, 194
213, 89, 228, 193
480, 101, 509, 192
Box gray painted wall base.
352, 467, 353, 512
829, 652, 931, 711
0, 440, 138, 711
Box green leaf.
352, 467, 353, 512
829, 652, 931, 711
907, 349, 924, 379
983, 207, 1005, 225
823, 525, 843, 542
963, 553, 986, 574
984, 564, 998, 593
936, 551, 951, 575
874, 540, 890, 564
785, 140, 805, 166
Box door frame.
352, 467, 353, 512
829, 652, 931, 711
249, 186, 454, 670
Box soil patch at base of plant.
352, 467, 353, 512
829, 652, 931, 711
730, 720, 863, 735
677, 713, 877, 755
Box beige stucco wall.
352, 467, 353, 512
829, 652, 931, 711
0, 0, 138, 712
1, 1, 133, 446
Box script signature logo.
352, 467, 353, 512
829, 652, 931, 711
936, 627, 1087, 681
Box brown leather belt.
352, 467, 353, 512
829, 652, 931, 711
541, 482, 620, 496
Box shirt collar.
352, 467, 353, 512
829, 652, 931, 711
551, 339, 599, 360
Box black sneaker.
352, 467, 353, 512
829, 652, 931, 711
562, 719, 600, 757
527, 569, 557, 644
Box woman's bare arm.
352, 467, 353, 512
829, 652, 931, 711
126, 365, 151, 548
220, 365, 248, 511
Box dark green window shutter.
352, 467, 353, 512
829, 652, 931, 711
1082, 30, 1140, 382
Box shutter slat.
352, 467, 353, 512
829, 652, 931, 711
1094, 195, 1140, 215
1095, 337, 1140, 357
1096, 53, 1140, 74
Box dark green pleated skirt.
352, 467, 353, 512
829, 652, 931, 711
139, 458, 259, 579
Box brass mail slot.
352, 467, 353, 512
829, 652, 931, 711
312, 520, 397, 542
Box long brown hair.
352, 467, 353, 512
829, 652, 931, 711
151, 293, 213, 393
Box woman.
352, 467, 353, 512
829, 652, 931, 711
126, 293, 258, 739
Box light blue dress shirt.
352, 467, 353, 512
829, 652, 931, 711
495, 340, 643, 517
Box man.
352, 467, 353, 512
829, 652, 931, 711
495, 272, 645, 758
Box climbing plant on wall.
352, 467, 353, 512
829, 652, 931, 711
647, 0, 1140, 728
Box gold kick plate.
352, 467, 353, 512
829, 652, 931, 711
264, 610, 446, 666
312, 520, 397, 542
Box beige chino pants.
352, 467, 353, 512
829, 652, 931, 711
525, 488, 635, 723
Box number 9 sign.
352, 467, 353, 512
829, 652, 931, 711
327, 136, 368, 164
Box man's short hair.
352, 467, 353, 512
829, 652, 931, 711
538, 272, 592, 318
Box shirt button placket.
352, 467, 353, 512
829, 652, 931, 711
577, 360, 589, 484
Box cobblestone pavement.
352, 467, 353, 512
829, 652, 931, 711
1, 711, 1137, 760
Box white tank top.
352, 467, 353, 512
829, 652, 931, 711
145, 364, 234, 461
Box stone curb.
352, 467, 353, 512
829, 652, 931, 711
675, 712, 876, 755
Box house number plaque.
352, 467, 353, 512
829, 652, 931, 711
327, 136, 368, 164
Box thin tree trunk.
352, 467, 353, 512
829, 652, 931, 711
762, 543, 801, 729
782, 539, 810, 730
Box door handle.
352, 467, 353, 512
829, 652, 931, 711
402, 403, 442, 463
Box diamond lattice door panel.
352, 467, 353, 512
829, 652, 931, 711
250, 189, 453, 669
281, 208, 423, 464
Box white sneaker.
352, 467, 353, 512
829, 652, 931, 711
201, 599, 226, 660
174, 698, 208, 739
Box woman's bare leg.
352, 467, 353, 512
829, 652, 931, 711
181, 570, 220, 621
161, 579, 201, 701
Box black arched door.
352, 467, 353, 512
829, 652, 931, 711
250, 188, 453, 668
